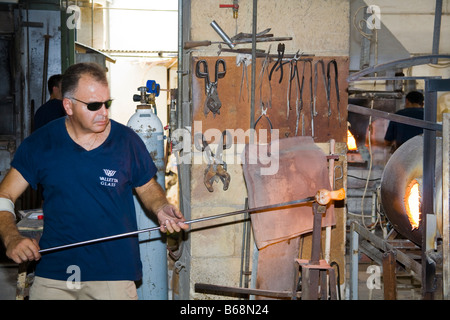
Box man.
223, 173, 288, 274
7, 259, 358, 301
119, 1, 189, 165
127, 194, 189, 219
34, 74, 66, 131
384, 91, 425, 151
0, 62, 188, 300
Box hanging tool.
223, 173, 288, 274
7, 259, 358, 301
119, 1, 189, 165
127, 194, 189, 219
287, 61, 295, 119
237, 54, 251, 101
219, 47, 265, 55
232, 28, 271, 41
184, 37, 293, 50
254, 102, 273, 157
184, 24, 291, 50
301, 59, 314, 137
313, 60, 327, 124
234, 36, 292, 45
258, 45, 272, 109
326, 59, 340, 125
194, 130, 232, 192
286, 51, 300, 120
39, 188, 345, 254
269, 43, 285, 84
254, 103, 273, 133
196, 59, 226, 117
184, 40, 223, 50
295, 58, 306, 136
183, 37, 294, 50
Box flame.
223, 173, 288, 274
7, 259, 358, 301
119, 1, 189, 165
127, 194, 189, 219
404, 180, 421, 230
347, 130, 357, 151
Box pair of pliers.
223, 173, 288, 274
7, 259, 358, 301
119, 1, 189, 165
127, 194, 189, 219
194, 131, 232, 192
195, 59, 227, 117
269, 43, 285, 84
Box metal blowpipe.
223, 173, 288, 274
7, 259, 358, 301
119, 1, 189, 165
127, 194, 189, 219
39, 188, 345, 254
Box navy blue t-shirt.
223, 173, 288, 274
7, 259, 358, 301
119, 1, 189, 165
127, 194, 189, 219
11, 118, 157, 281
34, 99, 66, 131
384, 107, 424, 148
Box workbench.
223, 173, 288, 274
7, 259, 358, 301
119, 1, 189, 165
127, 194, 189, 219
16, 209, 43, 300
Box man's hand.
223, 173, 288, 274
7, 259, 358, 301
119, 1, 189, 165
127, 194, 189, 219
0, 168, 37, 264
155, 204, 189, 234
4, 234, 41, 264
135, 177, 189, 234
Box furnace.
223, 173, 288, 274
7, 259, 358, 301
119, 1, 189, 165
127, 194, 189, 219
380, 135, 442, 246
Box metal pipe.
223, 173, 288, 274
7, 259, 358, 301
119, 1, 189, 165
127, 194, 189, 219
325, 139, 335, 263
195, 282, 300, 299
249, 5, 258, 285
432, 0, 443, 64
249, 0, 257, 143
39, 195, 317, 254
350, 223, 359, 300
347, 54, 450, 82
348, 104, 442, 131
442, 113, 450, 300
210, 20, 235, 49
422, 80, 438, 298
41, 34, 50, 105
177, 0, 183, 130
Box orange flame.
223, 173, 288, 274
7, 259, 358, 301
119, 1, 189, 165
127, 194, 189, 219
347, 130, 357, 151
405, 180, 421, 230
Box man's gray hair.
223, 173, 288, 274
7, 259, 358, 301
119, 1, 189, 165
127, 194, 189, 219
61, 62, 108, 98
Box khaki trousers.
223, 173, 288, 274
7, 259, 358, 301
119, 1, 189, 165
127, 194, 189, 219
29, 276, 138, 300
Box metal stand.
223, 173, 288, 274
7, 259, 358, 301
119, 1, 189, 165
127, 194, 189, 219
293, 202, 337, 300
349, 221, 422, 300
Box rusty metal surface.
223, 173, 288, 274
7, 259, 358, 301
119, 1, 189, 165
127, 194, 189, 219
194, 282, 301, 299
191, 56, 348, 143
243, 136, 335, 249
351, 221, 422, 280
382, 251, 398, 300
242, 136, 335, 299
255, 237, 300, 299
293, 203, 338, 300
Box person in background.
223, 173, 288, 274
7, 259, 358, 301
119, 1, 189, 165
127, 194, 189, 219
384, 91, 425, 152
33, 74, 66, 131
0, 62, 188, 300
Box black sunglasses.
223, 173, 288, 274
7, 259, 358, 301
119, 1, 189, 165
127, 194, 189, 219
71, 97, 113, 111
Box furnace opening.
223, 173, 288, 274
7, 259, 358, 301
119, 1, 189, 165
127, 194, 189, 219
404, 179, 421, 230
347, 129, 357, 151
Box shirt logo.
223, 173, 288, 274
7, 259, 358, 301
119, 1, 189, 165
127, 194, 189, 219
100, 169, 118, 187
103, 169, 117, 177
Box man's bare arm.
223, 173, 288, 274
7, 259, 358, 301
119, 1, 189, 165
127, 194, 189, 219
0, 168, 41, 263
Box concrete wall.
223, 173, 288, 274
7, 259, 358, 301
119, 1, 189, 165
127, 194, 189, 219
191, 0, 349, 56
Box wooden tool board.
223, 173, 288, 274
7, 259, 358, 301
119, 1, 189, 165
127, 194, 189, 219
191, 55, 349, 144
